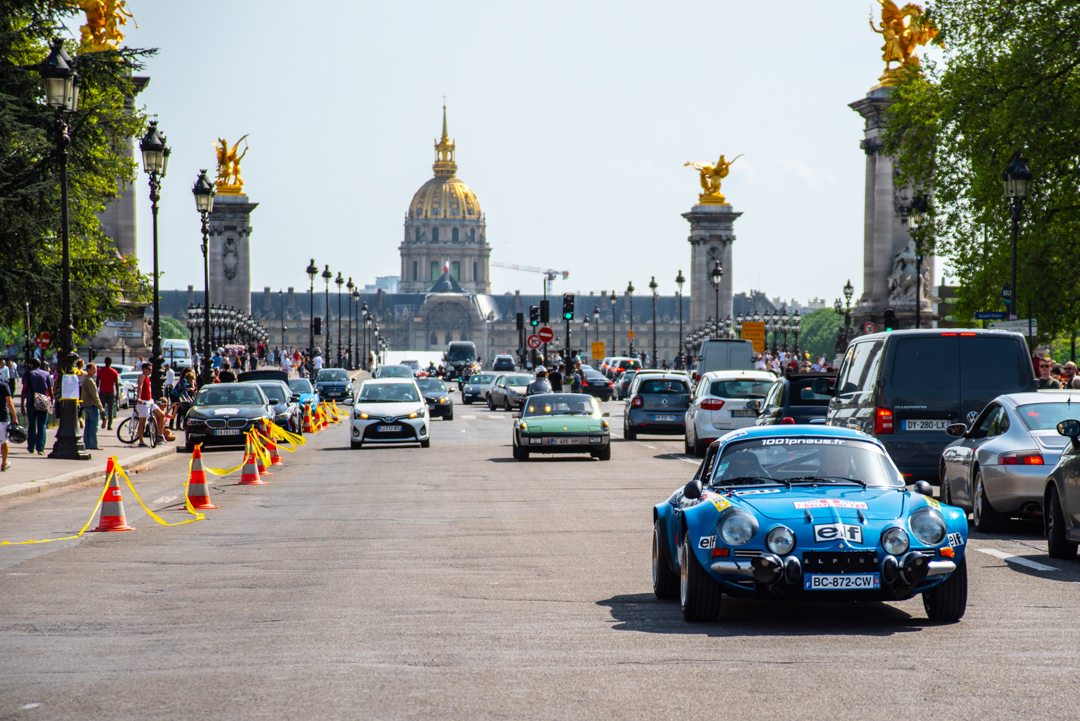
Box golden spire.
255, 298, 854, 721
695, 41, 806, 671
433, 100, 457, 178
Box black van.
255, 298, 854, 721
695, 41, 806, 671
825, 329, 1036, 482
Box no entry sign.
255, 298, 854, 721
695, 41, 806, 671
538, 326, 554, 343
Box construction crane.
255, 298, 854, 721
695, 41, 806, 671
491, 262, 569, 297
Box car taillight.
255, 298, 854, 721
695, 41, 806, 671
999, 452, 1044, 466
582, 379, 589, 386
875, 407, 894, 434
631, 396, 643, 408
608, 382, 614, 387
780, 417, 795, 424
700, 399, 725, 411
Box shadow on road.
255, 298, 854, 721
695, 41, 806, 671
596, 592, 925, 637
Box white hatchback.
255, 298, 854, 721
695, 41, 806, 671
351, 378, 430, 449
684, 370, 776, 457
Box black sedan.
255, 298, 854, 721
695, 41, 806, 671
182, 383, 273, 452
245, 379, 304, 434
754, 372, 835, 426
579, 369, 615, 402
416, 377, 455, 420
314, 368, 354, 402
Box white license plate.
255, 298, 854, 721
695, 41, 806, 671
211, 429, 242, 436
376, 425, 402, 432
652, 415, 677, 422
804, 574, 880, 590
549, 437, 584, 445
732, 409, 757, 418
904, 419, 949, 431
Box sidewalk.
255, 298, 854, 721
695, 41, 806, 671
0, 421, 179, 504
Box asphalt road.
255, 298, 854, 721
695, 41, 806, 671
1, 396, 1078, 720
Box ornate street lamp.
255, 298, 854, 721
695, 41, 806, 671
351, 284, 360, 371
361, 302, 370, 371
1003, 152, 1031, 323
905, 194, 930, 328
710, 260, 723, 333
334, 271, 344, 367
592, 306, 600, 361
279, 289, 286, 350
346, 277, 355, 369
305, 259, 317, 373
139, 119, 170, 399
609, 291, 617, 355
321, 264, 332, 363
39, 39, 88, 460
582, 313, 590, 360
792, 310, 802, 356
192, 169, 216, 385
648, 276, 658, 367
675, 269, 685, 367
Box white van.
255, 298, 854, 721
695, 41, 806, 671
695, 339, 754, 375
162, 339, 193, 370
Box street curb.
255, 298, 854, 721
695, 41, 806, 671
0, 445, 179, 504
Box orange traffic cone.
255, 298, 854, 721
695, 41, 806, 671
186, 445, 219, 510
94, 459, 134, 532
254, 435, 270, 475
302, 404, 316, 433
265, 436, 283, 466
332, 401, 342, 423
238, 436, 267, 486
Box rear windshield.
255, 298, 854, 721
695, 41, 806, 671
618, 360, 642, 369
790, 378, 833, 405
886, 335, 1031, 405
640, 379, 689, 394
289, 379, 313, 394
257, 384, 287, 403
379, 366, 413, 378
709, 380, 772, 398
1016, 402, 1080, 431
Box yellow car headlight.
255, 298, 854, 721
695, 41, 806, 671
438, 397, 448, 404
601, 419, 609, 431
409, 411, 418, 419
357, 411, 369, 420
519, 421, 528, 431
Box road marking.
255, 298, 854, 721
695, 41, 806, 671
977, 548, 1059, 572
679, 458, 699, 465
462, 415, 477, 420
641, 443, 656, 449
152, 495, 178, 506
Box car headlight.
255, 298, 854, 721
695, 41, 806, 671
718, 512, 758, 546
766, 526, 796, 555
409, 411, 419, 419
438, 397, 448, 404
355, 410, 368, 420
909, 509, 947, 545
882, 526, 910, 555
186, 418, 206, 428
519, 421, 528, 431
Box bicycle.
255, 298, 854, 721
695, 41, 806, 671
116, 404, 158, 447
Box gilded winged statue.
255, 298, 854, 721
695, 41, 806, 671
73, 0, 135, 52
870, 0, 942, 84
684, 154, 742, 205
214, 135, 250, 193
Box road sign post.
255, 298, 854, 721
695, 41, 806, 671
527, 335, 541, 350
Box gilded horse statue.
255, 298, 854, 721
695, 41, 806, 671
74, 0, 135, 52
684, 154, 742, 205
870, 0, 942, 84
214, 135, 250, 193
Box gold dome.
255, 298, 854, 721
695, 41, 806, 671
409, 176, 482, 220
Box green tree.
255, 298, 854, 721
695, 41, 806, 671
158, 316, 189, 340
886, 0, 1080, 342
0, 2, 154, 347
797, 308, 843, 361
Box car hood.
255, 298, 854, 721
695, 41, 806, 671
520, 416, 606, 433
188, 405, 269, 420
355, 402, 423, 418
726, 485, 911, 522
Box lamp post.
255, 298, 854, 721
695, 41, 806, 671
675, 269, 685, 367
345, 277, 354, 370
626, 282, 636, 358
139, 119, 169, 399
592, 306, 600, 361
192, 170, 216, 386
39, 39, 88, 460
609, 291, 617, 355
373, 324, 380, 367
1004, 152, 1031, 324
710, 260, 723, 335
278, 290, 286, 350
305, 259, 317, 373
902, 194, 930, 328
792, 309, 802, 356
321, 264, 332, 364
649, 276, 658, 367
583, 314, 590, 361
361, 302, 370, 371
334, 272, 344, 367
351, 285, 359, 371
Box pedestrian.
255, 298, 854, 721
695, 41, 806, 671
550, 364, 564, 392
6, 358, 16, 395
569, 363, 582, 393
163, 363, 175, 394
1060, 361, 1077, 387
20, 358, 52, 455
1036, 355, 1062, 389
218, 362, 237, 384
80, 363, 103, 449
0, 370, 15, 471
0, 360, 10, 397
97, 357, 119, 430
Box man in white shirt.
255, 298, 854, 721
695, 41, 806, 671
280, 353, 292, 376
312, 353, 324, 372
163, 364, 176, 391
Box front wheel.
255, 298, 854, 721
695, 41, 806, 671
652, 519, 679, 599
445, 409, 454, 421
595, 445, 611, 461
625, 426, 637, 440
1045, 485, 1078, 559
420, 438, 430, 448
513, 445, 529, 461
922, 557, 968, 623
350, 440, 362, 449
116, 417, 138, 444
504, 397, 512, 412
679, 534, 722, 621
973, 470, 1004, 532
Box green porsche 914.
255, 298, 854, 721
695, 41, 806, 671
512, 393, 611, 461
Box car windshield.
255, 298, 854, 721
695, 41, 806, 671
1016, 401, 1080, 431
317, 369, 348, 381
523, 394, 598, 417
468, 374, 494, 386
709, 379, 772, 398
120, 373, 140, 383
378, 366, 413, 378
446, 346, 476, 362
196, 386, 265, 407
417, 379, 448, 393
289, 379, 313, 394
358, 383, 420, 403
257, 384, 287, 403
708, 437, 903, 488
506, 374, 532, 386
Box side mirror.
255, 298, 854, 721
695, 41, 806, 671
912, 480, 934, 497
1057, 418, 1080, 438
945, 423, 968, 437
683, 479, 703, 500
811, 377, 834, 396
290, 394, 301, 403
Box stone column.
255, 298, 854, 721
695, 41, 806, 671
682, 203, 742, 331
208, 193, 258, 315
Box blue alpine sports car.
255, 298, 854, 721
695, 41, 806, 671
652, 425, 969, 623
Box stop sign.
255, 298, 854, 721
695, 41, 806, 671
35, 331, 51, 349
537, 326, 554, 343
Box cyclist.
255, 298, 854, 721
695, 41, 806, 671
134, 363, 167, 446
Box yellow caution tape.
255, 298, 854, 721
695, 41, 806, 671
114, 460, 204, 526
265, 421, 305, 451
0, 470, 112, 546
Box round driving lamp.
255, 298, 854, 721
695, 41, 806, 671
909, 509, 947, 545
882, 527, 910, 555
766, 526, 796, 555
719, 512, 758, 546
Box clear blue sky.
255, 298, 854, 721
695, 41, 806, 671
88, 1, 940, 303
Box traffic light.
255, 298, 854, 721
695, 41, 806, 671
529, 306, 539, 327
562, 293, 575, 321
515, 312, 524, 331
313, 317, 322, 335
883, 307, 897, 332
539, 299, 550, 323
